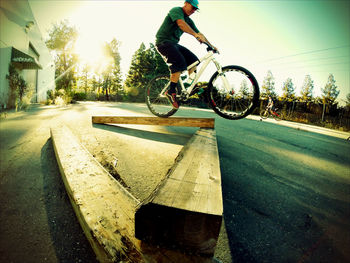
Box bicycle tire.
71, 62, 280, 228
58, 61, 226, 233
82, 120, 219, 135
207, 65, 260, 120
260, 109, 269, 119
273, 109, 283, 121
145, 74, 178, 118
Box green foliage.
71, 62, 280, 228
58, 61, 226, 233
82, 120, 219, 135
72, 92, 87, 101
124, 43, 168, 101
46, 20, 78, 51
300, 75, 314, 102
6, 64, 29, 109
321, 73, 340, 105
54, 88, 72, 105
346, 93, 350, 107
46, 20, 78, 93
281, 77, 295, 102
45, 21, 124, 102
99, 39, 123, 100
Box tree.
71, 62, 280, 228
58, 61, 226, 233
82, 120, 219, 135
100, 38, 123, 100
346, 93, 350, 107
300, 74, 314, 102
149, 43, 169, 76
261, 70, 276, 98
124, 43, 168, 101
79, 63, 91, 94
46, 20, 78, 94
124, 43, 147, 101
281, 78, 295, 101
239, 79, 249, 97
321, 73, 340, 105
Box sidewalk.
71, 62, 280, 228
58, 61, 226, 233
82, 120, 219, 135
247, 115, 350, 140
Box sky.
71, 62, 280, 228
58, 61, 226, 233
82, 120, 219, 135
28, 0, 350, 104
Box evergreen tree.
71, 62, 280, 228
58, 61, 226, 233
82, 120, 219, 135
124, 43, 168, 101
261, 70, 276, 98
281, 78, 295, 101
346, 93, 350, 107
124, 43, 147, 101
321, 73, 340, 105
149, 43, 169, 75
300, 75, 314, 102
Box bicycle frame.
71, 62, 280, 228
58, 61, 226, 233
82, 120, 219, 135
160, 49, 229, 101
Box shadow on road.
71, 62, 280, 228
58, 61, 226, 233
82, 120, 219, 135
40, 139, 98, 263
92, 123, 195, 146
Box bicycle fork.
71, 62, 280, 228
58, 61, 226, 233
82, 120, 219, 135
213, 59, 232, 94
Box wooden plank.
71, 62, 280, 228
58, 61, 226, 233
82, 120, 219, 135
135, 128, 223, 256
51, 125, 213, 262
51, 125, 142, 262
155, 129, 222, 215
92, 116, 215, 128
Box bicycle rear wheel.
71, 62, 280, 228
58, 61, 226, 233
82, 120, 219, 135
208, 65, 260, 120
272, 109, 283, 121
145, 74, 178, 118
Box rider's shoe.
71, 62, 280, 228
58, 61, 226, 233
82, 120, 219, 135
165, 91, 179, 109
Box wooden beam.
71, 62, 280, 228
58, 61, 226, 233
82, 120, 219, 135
92, 116, 215, 128
51, 125, 214, 262
135, 128, 223, 256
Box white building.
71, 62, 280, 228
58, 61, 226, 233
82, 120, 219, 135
0, 0, 55, 109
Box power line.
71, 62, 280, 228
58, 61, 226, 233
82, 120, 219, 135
263, 55, 349, 67
257, 45, 350, 64
268, 61, 350, 71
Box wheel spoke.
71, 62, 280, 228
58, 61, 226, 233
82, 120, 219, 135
145, 75, 177, 117
209, 66, 259, 120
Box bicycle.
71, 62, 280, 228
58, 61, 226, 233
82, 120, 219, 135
145, 43, 260, 120
260, 106, 283, 121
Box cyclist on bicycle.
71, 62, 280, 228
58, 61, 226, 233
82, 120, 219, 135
155, 0, 217, 109
267, 95, 275, 112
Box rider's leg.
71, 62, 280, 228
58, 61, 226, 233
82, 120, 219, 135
164, 72, 181, 109
156, 43, 198, 109
169, 71, 181, 94
170, 72, 181, 84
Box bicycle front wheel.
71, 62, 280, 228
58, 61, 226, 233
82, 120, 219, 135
260, 109, 269, 119
145, 74, 178, 118
208, 65, 260, 120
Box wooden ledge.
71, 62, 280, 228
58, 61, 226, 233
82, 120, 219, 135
51, 125, 141, 262
51, 125, 215, 262
92, 116, 215, 128
135, 128, 223, 256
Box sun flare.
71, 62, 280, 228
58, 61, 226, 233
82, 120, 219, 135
74, 35, 104, 64
74, 36, 114, 75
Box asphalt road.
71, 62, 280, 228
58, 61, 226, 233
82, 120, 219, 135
0, 102, 349, 263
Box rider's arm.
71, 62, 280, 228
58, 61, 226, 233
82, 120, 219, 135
197, 32, 218, 51
176, 19, 218, 52
176, 19, 204, 42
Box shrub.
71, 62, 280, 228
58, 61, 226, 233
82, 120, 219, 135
6, 64, 28, 109
72, 92, 87, 101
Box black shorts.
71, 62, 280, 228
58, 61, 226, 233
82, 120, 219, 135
156, 42, 199, 73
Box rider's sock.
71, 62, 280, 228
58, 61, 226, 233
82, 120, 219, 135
168, 82, 178, 93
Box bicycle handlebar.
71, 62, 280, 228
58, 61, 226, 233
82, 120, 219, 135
203, 42, 219, 54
